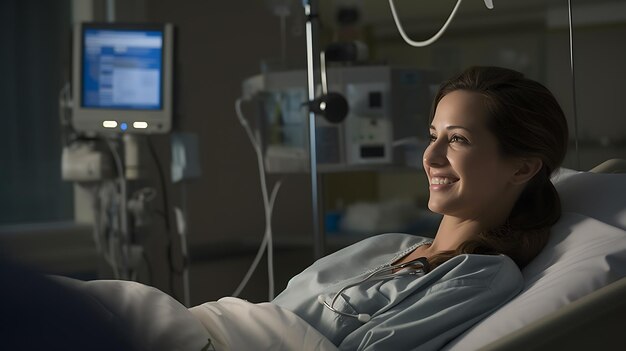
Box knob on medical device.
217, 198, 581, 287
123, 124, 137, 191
305, 40, 364, 125
308, 92, 349, 124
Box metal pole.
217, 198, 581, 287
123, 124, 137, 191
304, 1, 324, 259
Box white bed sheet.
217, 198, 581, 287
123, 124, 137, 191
56, 278, 212, 351
190, 297, 338, 351
57, 278, 337, 351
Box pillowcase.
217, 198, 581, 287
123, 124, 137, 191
444, 170, 626, 350
553, 170, 626, 231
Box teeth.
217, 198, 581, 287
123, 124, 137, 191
431, 177, 457, 185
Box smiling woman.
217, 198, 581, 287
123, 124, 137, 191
422, 66, 569, 269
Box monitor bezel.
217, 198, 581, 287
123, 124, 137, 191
72, 22, 174, 135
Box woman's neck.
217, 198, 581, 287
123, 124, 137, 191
426, 194, 516, 255
395, 217, 492, 267
425, 215, 502, 255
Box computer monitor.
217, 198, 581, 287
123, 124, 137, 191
72, 23, 174, 134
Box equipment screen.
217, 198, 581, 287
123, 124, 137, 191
82, 28, 164, 110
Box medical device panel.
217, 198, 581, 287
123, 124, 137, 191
243, 66, 440, 173
72, 22, 174, 134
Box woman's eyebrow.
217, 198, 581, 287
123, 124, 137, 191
429, 125, 473, 133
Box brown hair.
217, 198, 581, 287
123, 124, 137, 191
427, 66, 569, 269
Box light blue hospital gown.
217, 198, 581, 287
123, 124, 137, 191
272, 233, 523, 350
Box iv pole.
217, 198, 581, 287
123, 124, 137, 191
303, 0, 324, 259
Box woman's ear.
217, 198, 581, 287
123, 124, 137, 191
511, 157, 543, 185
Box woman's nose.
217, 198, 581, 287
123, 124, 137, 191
423, 140, 447, 168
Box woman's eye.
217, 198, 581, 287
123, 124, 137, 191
450, 135, 468, 144
428, 134, 437, 143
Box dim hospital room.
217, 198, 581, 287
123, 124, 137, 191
1, 0, 626, 350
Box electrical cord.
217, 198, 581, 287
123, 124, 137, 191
91, 171, 124, 279
98, 182, 121, 278
141, 250, 154, 285
232, 181, 282, 298
388, 0, 495, 48
127, 187, 157, 285
90, 182, 120, 279
388, 0, 464, 47
233, 97, 283, 300
58, 81, 78, 146
57, 82, 137, 281
146, 136, 183, 301
105, 138, 131, 280
567, 0, 580, 169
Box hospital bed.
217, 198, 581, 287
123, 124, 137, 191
57, 159, 626, 350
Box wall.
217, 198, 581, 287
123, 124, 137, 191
546, 18, 626, 170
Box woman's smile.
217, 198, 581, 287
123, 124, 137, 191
429, 175, 459, 190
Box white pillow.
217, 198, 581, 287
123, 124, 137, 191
554, 170, 626, 230
444, 171, 626, 350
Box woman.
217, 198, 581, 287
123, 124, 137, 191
271, 66, 569, 350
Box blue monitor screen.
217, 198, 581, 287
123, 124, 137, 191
82, 28, 163, 110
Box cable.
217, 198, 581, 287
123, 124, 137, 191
388, 0, 463, 47
234, 97, 274, 298
146, 136, 183, 301
142, 249, 154, 285
105, 138, 130, 280
58, 82, 74, 146
91, 182, 118, 279
146, 137, 173, 237
89, 184, 103, 254
567, 0, 580, 169
233, 97, 283, 300
99, 180, 121, 279
146, 137, 175, 267
232, 181, 282, 298
266, 178, 284, 300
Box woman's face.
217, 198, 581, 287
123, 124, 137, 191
423, 90, 519, 220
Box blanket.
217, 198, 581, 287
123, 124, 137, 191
57, 278, 336, 351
